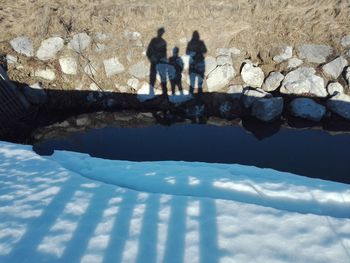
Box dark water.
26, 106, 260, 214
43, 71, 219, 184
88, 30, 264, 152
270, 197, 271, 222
33, 124, 350, 184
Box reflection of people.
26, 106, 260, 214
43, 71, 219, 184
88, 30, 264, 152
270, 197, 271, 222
146, 28, 168, 95
168, 47, 184, 95
186, 31, 207, 94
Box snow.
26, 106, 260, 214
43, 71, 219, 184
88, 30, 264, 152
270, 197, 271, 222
0, 141, 349, 263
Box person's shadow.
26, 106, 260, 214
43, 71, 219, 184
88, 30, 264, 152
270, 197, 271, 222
186, 31, 207, 94
168, 47, 184, 95
146, 28, 168, 96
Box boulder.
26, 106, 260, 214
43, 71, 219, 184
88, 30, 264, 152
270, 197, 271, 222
251, 97, 284, 122
327, 82, 344, 96
34, 69, 56, 81
128, 61, 149, 79
298, 44, 333, 64
289, 98, 326, 121
216, 55, 232, 66
10, 36, 34, 57
103, 57, 125, 77
205, 56, 217, 76
243, 88, 272, 108
59, 57, 77, 75
322, 56, 348, 79
327, 93, 350, 120
6, 54, 17, 64
262, 71, 284, 92
23, 83, 47, 105
36, 37, 64, 61
341, 36, 350, 47
68, 33, 91, 53
127, 78, 140, 90
273, 46, 293, 63
206, 64, 235, 92
345, 67, 350, 86
241, 63, 264, 88
280, 67, 327, 97
287, 57, 303, 69
227, 84, 243, 99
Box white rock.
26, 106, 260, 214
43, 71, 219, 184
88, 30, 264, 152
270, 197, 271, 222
103, 57, 125, 77
280, 67, 327, 97
6, 54, 17, 64
322, 56, 348, 79
341, 36, 350, 47
10, 36, 34, 57
298, 44, 333, 64
241, 63, 264, 88
289, 98, 326, 121
262, 72, 284, 92
243, 88, 272, 108
36, 37, 64, 61
128, 61, 149, 79
23, 83, 47, 105
127, 78, 140, 90
251, 97, 284, 122
273, 46, 293, 63
206, 64, 235, 92
68, 33, 91, 53
327, 82, 344, 96
205, 56, 217, 76
216, 55, 232, 66
345, 50, 350, 58
89, 83, 99, 91
59, 57, 77, 75
346, 67, 350, 86
35, 69, 56, 81
287, 57, 303, 69
327, 93, 350, 120
227, 84, 243, 99
84, 61, 99, 76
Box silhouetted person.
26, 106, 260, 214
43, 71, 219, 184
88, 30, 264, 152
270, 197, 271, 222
168, 47, 184, 95
186, 31, 207, 94
146, 28, 168, 95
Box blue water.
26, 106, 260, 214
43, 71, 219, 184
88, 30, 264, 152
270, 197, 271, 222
33, 124, 350, 184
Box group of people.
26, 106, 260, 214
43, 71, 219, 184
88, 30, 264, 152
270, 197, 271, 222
146, 28, 207, 95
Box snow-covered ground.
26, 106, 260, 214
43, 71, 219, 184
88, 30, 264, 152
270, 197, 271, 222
0, 141, 349, 263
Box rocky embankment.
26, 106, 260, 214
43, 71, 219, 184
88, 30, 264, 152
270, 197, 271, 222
3, 32, 350, 127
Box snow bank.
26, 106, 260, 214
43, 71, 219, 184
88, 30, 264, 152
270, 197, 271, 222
0, 141, 349, 263
51, 150, 350, 218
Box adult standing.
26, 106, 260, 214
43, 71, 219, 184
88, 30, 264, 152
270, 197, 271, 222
146, 28, 168, 95
186, 31, 207, 94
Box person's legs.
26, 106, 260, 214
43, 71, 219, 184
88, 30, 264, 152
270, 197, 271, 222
149, 63, 157, 94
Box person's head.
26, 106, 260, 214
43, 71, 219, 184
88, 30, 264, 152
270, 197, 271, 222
192, 31, 200, 41
172, 46, 179, 56
157, 27, 165, 37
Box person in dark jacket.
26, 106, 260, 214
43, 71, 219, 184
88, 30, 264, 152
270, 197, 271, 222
168, 47, 184, 95
186, 31, 207, 94
146, 28, 168, 95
